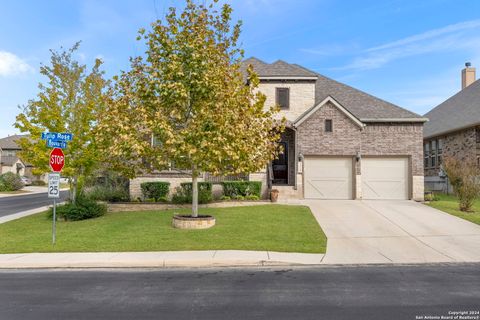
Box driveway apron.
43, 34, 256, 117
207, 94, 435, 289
305, 200, 480, 264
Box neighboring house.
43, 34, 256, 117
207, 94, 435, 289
130, 58, 427, 201
0, 135, 32, 177
423, 63, 479, 192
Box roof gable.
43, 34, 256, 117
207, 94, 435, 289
424, 79, 480, 138
294, 96, 364, 128
241, 57, 317, 78
242, 57, 425, 122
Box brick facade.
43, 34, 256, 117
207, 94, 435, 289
424, 127, 479, 177
295, 101, 424, 200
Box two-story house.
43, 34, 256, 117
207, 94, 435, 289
423, 63, 479, 192
130, 58, 427, 201
0, 134, 32, 177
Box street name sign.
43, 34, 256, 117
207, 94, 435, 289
48, 173, 60, 198
42, 132, 73, 141
49, 148, 65, 172
47, 139, 67, 149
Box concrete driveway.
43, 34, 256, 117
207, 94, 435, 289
306, 200, 480, 264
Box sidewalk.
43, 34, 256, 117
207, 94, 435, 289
0, 251, 325, 268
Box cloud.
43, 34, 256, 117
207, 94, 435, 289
337, 19, 480, 71
0, 51, 33, 77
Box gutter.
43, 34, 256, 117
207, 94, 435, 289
360, 118, 429, 123
423, 122, 480, 139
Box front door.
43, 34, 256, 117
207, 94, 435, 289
272, 142, 288, 185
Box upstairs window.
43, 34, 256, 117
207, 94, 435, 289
325, 119, 333, 132
276, 88, 290, 110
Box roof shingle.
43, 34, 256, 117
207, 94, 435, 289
0, 135, 27, 150
423, 79, 480, 138
241, 58, 424, 121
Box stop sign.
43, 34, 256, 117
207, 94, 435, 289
50, 148, 65, 172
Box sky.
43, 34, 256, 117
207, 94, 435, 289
1, 0, 480, 137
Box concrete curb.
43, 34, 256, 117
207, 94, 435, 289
0, 251, 325, 269
0, 206, 52, 224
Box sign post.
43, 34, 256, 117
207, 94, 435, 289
48, 173, 60, 244
42, 132, 72, 246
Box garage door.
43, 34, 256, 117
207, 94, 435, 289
304, 157, 353, 199
361, 158, 408, 200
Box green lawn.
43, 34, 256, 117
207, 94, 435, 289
426, 193, 480, 225
0, 205, 326, 254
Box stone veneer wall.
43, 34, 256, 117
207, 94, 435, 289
425, 127, 478, 177
130, 175, 204, 201
296, 101, 425, 200
257, 81, 316, 122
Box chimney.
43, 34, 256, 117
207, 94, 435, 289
462, 62, 476, 89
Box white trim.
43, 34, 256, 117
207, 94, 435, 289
259, 76, 318, 80
361, 118, 429, 123
294, 96, 365, 129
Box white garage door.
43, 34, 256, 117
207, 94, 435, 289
361, 158, 408, 200
304, 157, 353, 199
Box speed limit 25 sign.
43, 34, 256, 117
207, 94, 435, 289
48, 173, 60, 198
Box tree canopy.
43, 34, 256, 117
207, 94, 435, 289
15, 43, 108, 200
97, 0, 284, 216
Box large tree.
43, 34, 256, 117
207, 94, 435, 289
97, 0, 284, 217
15, 43, 108, 202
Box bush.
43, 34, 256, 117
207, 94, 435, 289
48, 197, 107, 221
220, 195, 231, 201
172, 182, 213, 204
85, 185, 130, 202
140, 182, 170, 202
443, 157, 480, 212
31, 180, 46, 186
222, 181, 261, 198
0, 172, 24, 191
245, 195, 260, 201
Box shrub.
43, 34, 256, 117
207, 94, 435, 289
220, 195, 231, 201
140, 182, 170, 202
233, 195, 245, 201
245, 195, 260, 201
0, 172, 24, 191
31, 180, 46, 186
443, 157, 480, 212
85, 185, 130, 202
222, 181, 261, 198
171, 182, 213, 204
48, 197, 107, 221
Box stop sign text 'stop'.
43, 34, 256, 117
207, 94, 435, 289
50, 148, 65, 172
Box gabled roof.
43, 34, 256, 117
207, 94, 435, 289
295, 96, 364, 128
423, 79, 480, 138
241, 57, 426, 122
241, 57, 318, 78
0, 134, 27, 150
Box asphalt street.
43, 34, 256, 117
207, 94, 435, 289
0, 264, 478, 320
0, 190, 69, 217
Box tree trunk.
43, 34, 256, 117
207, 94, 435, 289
71, 177, 77, 204
192, 168, 199, 218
